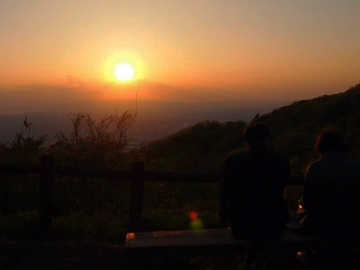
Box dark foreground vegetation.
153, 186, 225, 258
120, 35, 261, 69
0, 84, 359, 268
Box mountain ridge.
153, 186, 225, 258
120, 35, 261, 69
133, 84, 360, 173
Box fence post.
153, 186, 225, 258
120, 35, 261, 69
39, 154, 55, 239
219, 164, 227, 227
129, 162, 145, 231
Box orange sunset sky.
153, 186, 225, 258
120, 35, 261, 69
0, 0, 360, 106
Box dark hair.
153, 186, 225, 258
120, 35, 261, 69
243, 123, 270, 145
315, 131, 347, 155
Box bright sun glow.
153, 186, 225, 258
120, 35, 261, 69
114, 63, 135, 81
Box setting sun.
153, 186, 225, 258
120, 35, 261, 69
115, 63, 135, 81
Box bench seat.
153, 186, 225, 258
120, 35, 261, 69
125, 228, 357, 256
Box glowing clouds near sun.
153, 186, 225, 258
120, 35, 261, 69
114, 63, 135, 81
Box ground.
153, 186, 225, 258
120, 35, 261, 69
0, 240, 278, 270
1, 240, 358, 270
0, 241, 133, 270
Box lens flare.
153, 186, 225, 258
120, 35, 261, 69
190, 220, 203, 230
189, 211, 198, 221
189, 211, 203, 229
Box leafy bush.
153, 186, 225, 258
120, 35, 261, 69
49, 109, 136, 168
0, 117, 46, 163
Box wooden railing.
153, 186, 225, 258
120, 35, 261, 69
0, 155, 303, 238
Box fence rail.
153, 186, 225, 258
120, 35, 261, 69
0, 155, 303, 238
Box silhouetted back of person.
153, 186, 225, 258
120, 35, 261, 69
225, 124, 289, 240
299, 131, 360, 236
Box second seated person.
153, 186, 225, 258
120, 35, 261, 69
224, 123, 289, 240
298, 131, 360, 237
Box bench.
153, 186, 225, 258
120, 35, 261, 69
125, 228, 360, 270
125, 228, 359, 256
123, 169, 359, 267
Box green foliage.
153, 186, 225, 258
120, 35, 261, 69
0, 210, 39, 238
134, 84, 360, 174
255, 83, 360, 171
0, 108, 137, 240
2, 84, 360, 241
0, 108, 136, 167
51, 176, 130, 240
134, 120, 247, 171
49, 109, 136, 168
0, 117, 46, 163
142, 181, 220, 231
0, 174, 39, 210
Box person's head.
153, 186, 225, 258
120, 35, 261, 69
243, 123, 271, 148
315, 130, 347, 156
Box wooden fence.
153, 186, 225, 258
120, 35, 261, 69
0, 155, 303, 238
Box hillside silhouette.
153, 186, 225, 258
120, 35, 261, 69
134, 84, 360, 173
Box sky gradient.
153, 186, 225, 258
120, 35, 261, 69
1, 0, 359, 106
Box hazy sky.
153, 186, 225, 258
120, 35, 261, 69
1, 0, 359, 106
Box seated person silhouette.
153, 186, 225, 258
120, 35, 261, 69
224, 123, 289, 240
298, 131, 360, 237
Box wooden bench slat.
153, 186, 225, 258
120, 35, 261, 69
125, 229, 327, 250
126, 235, 238, 248
129, 229, 232, 239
